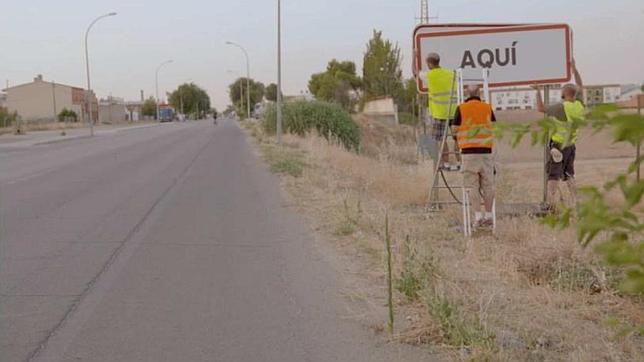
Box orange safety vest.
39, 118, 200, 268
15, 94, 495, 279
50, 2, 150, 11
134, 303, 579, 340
457, 99, 494, 150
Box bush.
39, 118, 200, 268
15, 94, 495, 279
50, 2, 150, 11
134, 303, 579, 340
263, 100, 361, 151
398, 112, 419, 126
0, 108, 18, 128
57, 108, 78, 122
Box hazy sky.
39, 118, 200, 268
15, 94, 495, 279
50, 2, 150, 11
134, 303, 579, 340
1, 0, 643, 109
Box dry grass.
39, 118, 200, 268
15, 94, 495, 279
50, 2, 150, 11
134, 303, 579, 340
243, 118, 643, 361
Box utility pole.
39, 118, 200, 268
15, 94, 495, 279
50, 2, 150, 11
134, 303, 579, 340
276, 0, 283, 144
52, 81, 57, 121
420, 0, 429, 24
417, 1, 438, 24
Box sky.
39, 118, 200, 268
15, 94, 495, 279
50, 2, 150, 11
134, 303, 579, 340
1, 0, 643, 110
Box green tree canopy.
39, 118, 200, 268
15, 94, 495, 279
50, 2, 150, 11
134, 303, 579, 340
308, 59, 362, 111
362, 30, 404, 103
265, 83, 279, 102
142, 97, 157, 117
168, 83, 211, 117
228, 78, 264, 118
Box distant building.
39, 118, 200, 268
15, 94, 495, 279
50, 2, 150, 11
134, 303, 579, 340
363, 96, 398, 125
490, 86, 562, 111
583, 84, 621, 106
490, 84, 628, 111
619, 84, 643, 102
0, 92, 7, 109
125, 101, 144, 121
2, 74, 97, 122
490, 87, 536, 111
99, 96, 127, 123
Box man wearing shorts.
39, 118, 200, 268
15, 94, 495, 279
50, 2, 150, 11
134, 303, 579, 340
534, 60, 584, 208
454, 85, 496, 228
425, 53, 460, 170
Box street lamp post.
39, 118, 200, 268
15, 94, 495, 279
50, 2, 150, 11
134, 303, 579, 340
226, 41, 251, 119
155, 60, 173, 121
276, 0, 283, 144
84, 12, 117, 136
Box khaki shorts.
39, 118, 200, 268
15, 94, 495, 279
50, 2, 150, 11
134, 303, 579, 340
461, 153, 495, 208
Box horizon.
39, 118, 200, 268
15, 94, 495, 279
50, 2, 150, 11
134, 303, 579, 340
1, 0, 643, 110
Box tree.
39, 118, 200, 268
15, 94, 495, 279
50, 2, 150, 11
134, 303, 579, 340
265, 83, 278, 102
228, 78, 264, 118
168, 83, 211, 118
362, 30, 404, 103
142, 97, 157, 117
308, 59, 362, 111
0, 107, 19, 128
57, 108, 78, 122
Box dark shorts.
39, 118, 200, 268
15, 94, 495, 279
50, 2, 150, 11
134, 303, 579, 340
431, 118, 456, 141
431, 118, 446, 141
548, 143, 576, 181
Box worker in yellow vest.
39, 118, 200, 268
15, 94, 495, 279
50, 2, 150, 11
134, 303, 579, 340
425, 53, 459, 170
534, 59, 584, 208
454, 85, 496, 228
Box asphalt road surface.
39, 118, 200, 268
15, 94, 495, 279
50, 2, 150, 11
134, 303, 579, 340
1, 120, 430, 362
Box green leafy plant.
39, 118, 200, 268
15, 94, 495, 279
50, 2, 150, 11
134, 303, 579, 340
0, 107, 18, 128
142, 97, 157, 117
499, 104, 643, 295
57, 108, 78, 122
263, 100, 361, 151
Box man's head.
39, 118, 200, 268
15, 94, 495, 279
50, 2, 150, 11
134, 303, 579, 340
426, 53, 440, 69
562, 83, 578, 101
466, 85, 480, 98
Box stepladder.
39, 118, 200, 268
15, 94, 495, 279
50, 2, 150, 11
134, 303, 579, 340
426, 68, 496, 236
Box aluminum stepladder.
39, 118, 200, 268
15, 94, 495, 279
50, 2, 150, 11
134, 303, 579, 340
427, 68, 496, 237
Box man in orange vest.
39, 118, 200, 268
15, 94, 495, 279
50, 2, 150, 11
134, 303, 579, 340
453, 85, 496, 228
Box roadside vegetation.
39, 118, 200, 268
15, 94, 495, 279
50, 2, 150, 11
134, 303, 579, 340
242, 104, 643, 360
263, 100, 361, 151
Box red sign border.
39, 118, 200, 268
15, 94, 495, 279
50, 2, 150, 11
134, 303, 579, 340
414, 23, 572, 92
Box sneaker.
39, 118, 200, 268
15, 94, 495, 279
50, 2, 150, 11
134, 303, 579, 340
475, 218, 494, 229
439, 163, 461, 171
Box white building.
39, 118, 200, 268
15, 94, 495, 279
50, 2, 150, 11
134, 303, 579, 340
490, 84, 627, 111
583, 84, 621, 106
490, 87, 561, 111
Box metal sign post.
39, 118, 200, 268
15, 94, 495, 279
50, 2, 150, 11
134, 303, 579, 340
542, 85, 550, 205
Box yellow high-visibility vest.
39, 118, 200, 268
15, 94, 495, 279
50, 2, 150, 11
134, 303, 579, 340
552, 100, 584, 145
426, 68, 457, 120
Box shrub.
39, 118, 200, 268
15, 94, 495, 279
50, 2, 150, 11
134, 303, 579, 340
57, 108, 78, 122
263, 100, 361, 151
398, 112, 418, 126
0, 108, 18, 128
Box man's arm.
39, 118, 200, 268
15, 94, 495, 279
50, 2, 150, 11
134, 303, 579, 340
532, 85, 545, 113
451, 106, 462, 126
571, 58, 583, 88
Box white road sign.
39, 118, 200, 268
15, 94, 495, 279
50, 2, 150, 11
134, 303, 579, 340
414, 24, 572, 92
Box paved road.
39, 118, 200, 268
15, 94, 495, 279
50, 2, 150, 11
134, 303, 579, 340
1, 120, 428, 362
